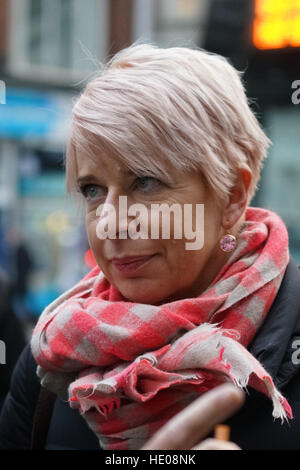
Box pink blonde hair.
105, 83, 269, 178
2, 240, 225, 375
66, 42, 271, 206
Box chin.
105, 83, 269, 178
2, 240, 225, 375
117, 280, 167, 305
121, 290, 163, 305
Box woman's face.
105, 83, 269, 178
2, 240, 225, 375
76, 150, 230, 305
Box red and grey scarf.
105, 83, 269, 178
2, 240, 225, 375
30, 207, 292, 450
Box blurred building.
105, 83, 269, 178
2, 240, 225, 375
0, 0, 110, 318
0, 0, 299, 323
203, 0, 300, 262
132, 0, 210, 45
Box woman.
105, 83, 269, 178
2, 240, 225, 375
1, 43, 300, 450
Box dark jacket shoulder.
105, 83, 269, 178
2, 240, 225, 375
0, 343, 99, 450
226, 257, 300, 449
0, 270, 26, 411
0, 343, 40, 449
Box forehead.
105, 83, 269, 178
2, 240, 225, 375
76, 148, 132, 180
74, 143, 183, 186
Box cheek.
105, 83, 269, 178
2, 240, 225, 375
85, 214, 102, 255
172, 243, 205, 272
201, 199, 223, 245
160, 239, 197, 274
164, 209, 220, 273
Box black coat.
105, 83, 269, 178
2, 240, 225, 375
1, 257, 300, 450
0, 270, 26, 411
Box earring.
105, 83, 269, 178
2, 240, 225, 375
219, 233, 237, 252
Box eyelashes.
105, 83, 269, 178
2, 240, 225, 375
78, 177, 165, 203
134, 176, 163, 192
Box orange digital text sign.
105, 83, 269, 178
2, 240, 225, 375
253, 0, 300, 49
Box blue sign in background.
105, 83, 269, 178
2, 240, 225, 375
19, 173, 66, 196
0, 88, 57, 139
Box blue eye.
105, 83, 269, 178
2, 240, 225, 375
135, 176, 162, 193
79, 184, 104, 201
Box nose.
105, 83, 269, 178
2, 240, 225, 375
96, 187, 132, 239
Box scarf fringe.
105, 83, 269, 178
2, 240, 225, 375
65, 324, 292, 425
263, 378, 293, 422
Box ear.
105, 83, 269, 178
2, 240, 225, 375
221, 166, 252, 230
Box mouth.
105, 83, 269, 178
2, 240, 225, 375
111, 254, 156, 274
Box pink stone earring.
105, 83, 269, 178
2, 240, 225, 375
219, 233, 237, 252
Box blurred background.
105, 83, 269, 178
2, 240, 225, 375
0, 0, 299, 347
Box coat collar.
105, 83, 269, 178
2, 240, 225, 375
249, 256, 300, 388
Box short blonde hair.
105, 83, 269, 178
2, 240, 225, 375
66, 43, 270, 206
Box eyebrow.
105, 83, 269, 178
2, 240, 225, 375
76, 175, 100, 185
76, 170, 136, 186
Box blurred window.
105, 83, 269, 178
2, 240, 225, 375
153, 0, 209, 46
8, 0, 108, 83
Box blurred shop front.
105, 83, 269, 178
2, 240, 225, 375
0, 87, 88, 320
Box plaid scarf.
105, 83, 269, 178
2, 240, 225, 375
30, 207, 292, 450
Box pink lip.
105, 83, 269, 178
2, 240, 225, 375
111, 255, 155, 274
